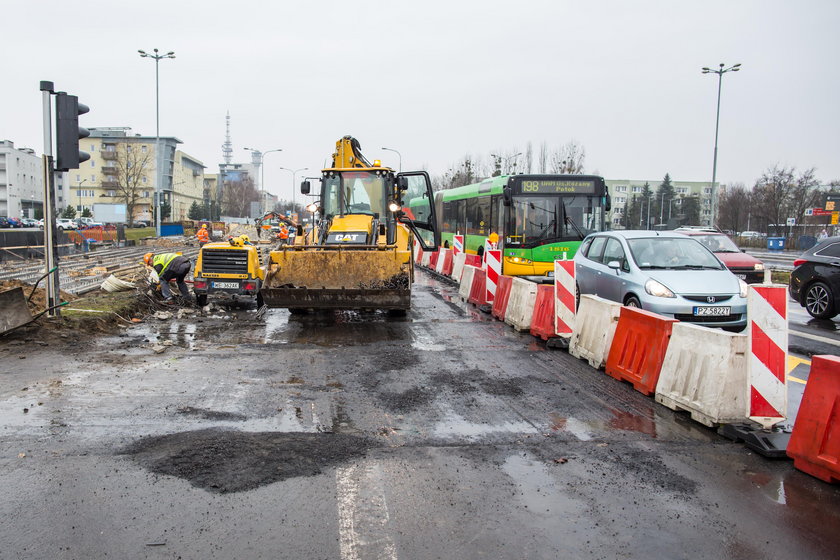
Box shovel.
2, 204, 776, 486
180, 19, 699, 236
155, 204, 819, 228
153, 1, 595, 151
0, 267, 69, 336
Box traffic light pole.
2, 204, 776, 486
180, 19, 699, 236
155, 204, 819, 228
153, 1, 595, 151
40, 81, 61, 317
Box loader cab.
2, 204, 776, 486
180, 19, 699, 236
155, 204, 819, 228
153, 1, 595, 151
316, 168, 439, 250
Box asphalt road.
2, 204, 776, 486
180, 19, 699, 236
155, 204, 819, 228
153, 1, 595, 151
1, 270, 839, 559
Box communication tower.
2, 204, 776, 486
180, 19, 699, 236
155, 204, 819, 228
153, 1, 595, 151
221, 111, 233, 164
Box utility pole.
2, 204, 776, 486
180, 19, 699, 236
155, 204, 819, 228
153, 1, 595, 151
40, 81, 59, 316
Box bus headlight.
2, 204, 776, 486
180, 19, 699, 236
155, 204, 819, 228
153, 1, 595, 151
506, 256, 533, 265
754, 263, 765, 271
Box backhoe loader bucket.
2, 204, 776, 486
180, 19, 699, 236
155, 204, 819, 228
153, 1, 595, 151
260, 247, 412, 310
0, 287, 36, 335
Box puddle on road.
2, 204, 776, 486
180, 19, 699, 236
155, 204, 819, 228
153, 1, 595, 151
123, 428, 373, 493
548, 408, 658, 440
432, 408, 538, 440
502, 452, 587, 517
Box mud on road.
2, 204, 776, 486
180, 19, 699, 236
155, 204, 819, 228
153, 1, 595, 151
1, 271, 840, 559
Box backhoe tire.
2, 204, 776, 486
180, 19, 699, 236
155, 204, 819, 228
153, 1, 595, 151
196, 294, 208, 307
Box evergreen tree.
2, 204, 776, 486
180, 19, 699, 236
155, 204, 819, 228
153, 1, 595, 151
61, 206, 77, 219
159, 201, 172, 221
621, 195, 641, 229
640, 182, 653, 229
654, 173, 677, 226
188, 201, 203, 220
81, 207, 92, 218
677, 194, 701, 225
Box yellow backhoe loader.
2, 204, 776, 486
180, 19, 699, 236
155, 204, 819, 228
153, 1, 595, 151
259, 136, 438, 311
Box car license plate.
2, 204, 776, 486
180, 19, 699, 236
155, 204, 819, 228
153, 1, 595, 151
212, 281, 239, 289
736, 274, 746, 280
693, 306, 731, 316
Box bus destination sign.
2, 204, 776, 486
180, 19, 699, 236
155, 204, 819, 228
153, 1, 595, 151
518, 179, 596, 195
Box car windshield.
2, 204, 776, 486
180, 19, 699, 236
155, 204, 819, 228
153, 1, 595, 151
322, 171, 389, 217
628, 237, 724, 269
691, 234, 741, 253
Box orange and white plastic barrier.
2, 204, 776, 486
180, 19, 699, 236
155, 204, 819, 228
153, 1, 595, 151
748, 285, 788, 429
452, 251, 467, 283
605, 306, 677, 396
787, 354, 840, 483
459, 265, 478, 301
435, 248, 449, 275
569, 295, 622, 369
530, 284, 557, 341
554, 260, 576, 338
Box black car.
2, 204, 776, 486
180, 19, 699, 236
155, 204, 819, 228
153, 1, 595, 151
790, 236, 840, 319
0, 216, 10, 228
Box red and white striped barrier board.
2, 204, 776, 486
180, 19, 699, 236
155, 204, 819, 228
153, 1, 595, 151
554, 259, 576, 337
453, 234, 464, 257
747, 285, 788, 429
485, 249, 502, 303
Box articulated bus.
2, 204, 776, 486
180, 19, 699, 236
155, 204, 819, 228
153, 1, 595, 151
419, 174, 610, 279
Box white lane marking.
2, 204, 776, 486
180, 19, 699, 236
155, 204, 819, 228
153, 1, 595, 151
336, 463, 398, 560
788, 328, 840, 346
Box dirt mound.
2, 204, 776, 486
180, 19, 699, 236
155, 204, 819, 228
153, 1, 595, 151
227, 223, 260, 240
0, 279, 77, 313
124, 428, 372, 493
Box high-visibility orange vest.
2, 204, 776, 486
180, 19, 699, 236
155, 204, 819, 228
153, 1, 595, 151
197, 228, 209, 242
279, 226, 289, 240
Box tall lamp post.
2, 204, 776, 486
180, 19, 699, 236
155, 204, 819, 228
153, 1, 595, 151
138, 48, 175, 237
278, 166, 309, 216
381, 147, 402, 172
244, 147, 282, 215
702, 62, 741, 197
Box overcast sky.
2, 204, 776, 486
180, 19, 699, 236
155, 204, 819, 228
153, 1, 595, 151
4, 0, 839, 201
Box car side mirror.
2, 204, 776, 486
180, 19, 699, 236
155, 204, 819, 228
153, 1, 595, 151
301, 181, 310, 195
503, 185, 512, 206
607, 260, 621, 270
398, 176, 409, 191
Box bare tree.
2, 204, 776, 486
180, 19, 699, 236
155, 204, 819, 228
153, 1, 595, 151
538, 141, 549, 173
524, 142, 533, 174
717, 183, 751, 233
222, 176, 260, 217
550, 141, 586, 174
751, 166, 818, 236
787, 168, 821, 228
113, 143, 154, 226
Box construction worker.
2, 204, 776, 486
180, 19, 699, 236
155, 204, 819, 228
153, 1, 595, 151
143, 252, 192, 303
278, 224, 289, 246
196, 224, 210, 245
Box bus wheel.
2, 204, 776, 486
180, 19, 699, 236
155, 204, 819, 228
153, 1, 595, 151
477, 246, 484, 258
444, 240, 450, 248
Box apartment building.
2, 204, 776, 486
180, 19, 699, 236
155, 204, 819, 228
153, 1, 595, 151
606, 178, 718, 229
66, 128, 206, 222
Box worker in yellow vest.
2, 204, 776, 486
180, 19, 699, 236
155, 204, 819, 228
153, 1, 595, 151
143, 252, 192, 303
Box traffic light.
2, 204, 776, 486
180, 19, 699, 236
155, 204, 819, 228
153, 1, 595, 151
55, 92, 90, 171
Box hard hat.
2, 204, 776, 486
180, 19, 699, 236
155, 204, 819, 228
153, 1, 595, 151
239, 234, 250, 243
143, 253, 154, 266
201, 224, 207, 229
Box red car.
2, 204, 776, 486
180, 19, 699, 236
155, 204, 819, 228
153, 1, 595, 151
675, 229, 766, 283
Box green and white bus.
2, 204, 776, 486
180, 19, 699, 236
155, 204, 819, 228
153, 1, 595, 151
425, 174, 610, 278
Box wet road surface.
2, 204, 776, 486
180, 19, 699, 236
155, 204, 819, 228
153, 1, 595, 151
2, 270, 840, 559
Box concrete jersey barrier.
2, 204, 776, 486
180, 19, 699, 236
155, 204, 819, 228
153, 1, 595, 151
655, 322, 749, 427
569, 295, 622, 369
459, 265, 478, 301
504, 277, 538, 332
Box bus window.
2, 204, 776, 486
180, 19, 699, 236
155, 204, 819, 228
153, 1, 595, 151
466, 197, 490, 236
491, 195, 504, 239
443, 200, 459, 232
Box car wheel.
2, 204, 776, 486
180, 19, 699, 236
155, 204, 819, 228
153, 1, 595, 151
805, 281, 835, 319
625, 295, 642, 308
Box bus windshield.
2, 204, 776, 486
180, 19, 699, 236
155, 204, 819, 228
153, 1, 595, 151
323, 171, 389, 217
507, 195, 602, 247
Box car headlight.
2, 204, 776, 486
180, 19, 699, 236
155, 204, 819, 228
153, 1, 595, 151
754, 263, 765, 271
739, 279, 748, 298
645, 279, 675, 298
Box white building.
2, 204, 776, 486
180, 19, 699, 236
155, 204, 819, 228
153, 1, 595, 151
0, 140, 72, 218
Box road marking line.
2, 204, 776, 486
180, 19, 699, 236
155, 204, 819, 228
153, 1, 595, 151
336, 463, 398, 560
786, 355, 811, 374
788, 328, 840, 346
788, 375, 807, 385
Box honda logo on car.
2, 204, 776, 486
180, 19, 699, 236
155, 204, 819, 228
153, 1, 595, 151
707, 296, 716, 303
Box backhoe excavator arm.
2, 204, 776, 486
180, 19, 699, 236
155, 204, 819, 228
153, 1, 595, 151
332, 136, 372, 168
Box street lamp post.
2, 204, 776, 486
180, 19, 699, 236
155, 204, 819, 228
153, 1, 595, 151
702, 62, 741, 196
138, 48, 175, 237
381, 147, 402, 172
244, 147, 282, 215
278, 167, 309, 217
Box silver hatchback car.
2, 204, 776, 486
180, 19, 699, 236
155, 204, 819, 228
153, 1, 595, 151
574, 230, 748, 330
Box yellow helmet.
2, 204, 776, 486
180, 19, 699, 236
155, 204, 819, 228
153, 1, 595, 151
201, 224, 207, 229
143, 253, 154, 266
239, 234, 250, 243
